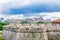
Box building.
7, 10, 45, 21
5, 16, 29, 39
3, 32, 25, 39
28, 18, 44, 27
6, 18, 23, 24
45, 19, 51, 22
52, 19, 60, 26
26, 16, 45, 23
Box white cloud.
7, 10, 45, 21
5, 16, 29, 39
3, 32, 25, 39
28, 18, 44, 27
0, 0, 31, 15
0, 0, 30, 8
26, 12, 60, 20
0, 0, 60, 14
0, 12, 60, 21
0, 0, 60, 20
39, 12, 60, 20
0, 14, 24, 20
7, 14, 24, 19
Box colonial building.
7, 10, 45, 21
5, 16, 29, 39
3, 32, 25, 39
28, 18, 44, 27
52, 19, 60, 26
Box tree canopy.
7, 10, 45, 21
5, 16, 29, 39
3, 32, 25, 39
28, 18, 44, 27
21, 20, 29, 24
0, 22, 10, 31
36, 21, 45, 24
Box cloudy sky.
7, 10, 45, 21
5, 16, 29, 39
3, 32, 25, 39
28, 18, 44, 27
0, 0, 60, 20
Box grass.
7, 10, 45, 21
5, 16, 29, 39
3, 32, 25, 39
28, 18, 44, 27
0, 31, 4, 40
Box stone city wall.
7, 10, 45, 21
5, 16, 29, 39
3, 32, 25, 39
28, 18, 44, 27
2, 23, 60, 40
2, 24, 48, 40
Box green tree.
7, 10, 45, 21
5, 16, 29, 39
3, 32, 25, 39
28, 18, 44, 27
21, 20, 29, 24
36, 21, 45, 24
0, 22, 10, 31
0, 25, 3, 31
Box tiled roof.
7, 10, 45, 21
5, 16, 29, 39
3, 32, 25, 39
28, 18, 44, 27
52, 19, 60, 22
